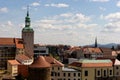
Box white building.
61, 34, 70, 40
34, 44, 49, 57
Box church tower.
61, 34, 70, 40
95, 37, 98, 48
22, 7, 34, 58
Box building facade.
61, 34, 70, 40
34, 44, 49, 58
0, 38, 16, 69
7, 60, 20, 77
69, 59, 113, 80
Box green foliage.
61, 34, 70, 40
50, 53, 60, 61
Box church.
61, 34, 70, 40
0, 8, 34, 69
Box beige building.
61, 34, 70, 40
69, 59, 113, 80
7, 60, 20, 76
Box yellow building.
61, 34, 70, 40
69, 59, 113, 80
7, 60, 20, 76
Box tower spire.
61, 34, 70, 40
25, 6, 30, 27
27, 5, 29, 17
95, 37, 98, 48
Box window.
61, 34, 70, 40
55, 72, 57, 76
104, 70, 106, 76
110, 70, 112, 75
51, 72, 54, 76
97, 70, 100, 76
116, 72, 119, 75
74, 73, 76, 76
52, 67, 54, 70
68, 73, 70, 77
63, 73, 66, 77
85, 71, 88, 76
34, 50, 39, 53
40, 50, 46, 53
58, 67, 60, 70
58, 73, 60, 76
78, 73, 80, 76
116, 66, 119, 69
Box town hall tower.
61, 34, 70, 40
22, 7, 34, 58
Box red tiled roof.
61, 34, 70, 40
100, 48, 112, 55
29, 56, 50, 68
69, 62, 82, 67
0, 38, 15, 45
16, 54, 30, 61
83, 47, 102, 54
88, 48, 102, 53
8, 60, 20, 65
44, 56, 64, 67
82, 63, 112, 67
69, 60, 112, 68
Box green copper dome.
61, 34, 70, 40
22, 27, 33, 32
22, 7, 34, 32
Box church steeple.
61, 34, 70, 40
27, 6, 29, 16
95, 37, 98, 48
22, 6, 33, 32
25, 6, 30, 27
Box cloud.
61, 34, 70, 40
7, 21, 13, 26
30, 2, 40, 7
117, 1, 120, 7
90, 0, 109, 2
103, 22, 120, 32
0, 7, 8, 13
99, 7, 106, 11
45, 3, 69, 8
102, 12, 120, 32
0, 21, 21, 37
104, 12, 120, 22
33, 13, 97, 32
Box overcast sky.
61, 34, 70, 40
0, 0, 120, 46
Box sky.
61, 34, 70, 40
0, 0, 120, 46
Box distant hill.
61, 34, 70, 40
98, 43, 118, 48
85, 43, 119, 48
